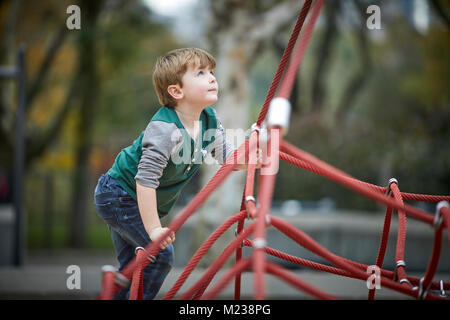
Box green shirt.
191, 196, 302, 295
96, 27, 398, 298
107, 106, 233, 217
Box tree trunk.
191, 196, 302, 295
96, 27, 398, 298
68, 0, 103, 248
311, 1, 339, 113
200, 0, 302, 223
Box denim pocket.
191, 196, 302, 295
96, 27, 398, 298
95, 192, 115, 206
94, 200, 116, 222
118, 195, 138, 208
116, 203, 143, 229
94, 186, 117, 221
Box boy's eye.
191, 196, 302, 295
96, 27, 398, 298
197, 70, 215, 76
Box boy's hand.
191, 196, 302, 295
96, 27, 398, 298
149, 227, 175, 249
233, 148, 263, 171
255, 148, 262, 169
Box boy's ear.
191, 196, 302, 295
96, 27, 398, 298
167, 84, 183, 101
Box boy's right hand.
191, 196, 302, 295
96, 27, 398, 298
149, 227, 175, 249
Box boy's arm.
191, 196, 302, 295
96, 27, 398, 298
209, 118, 262, 171
134, 121, 181, 249
210, 116, 243, 168
233, 148, 262, 171
136, 182, 175, 249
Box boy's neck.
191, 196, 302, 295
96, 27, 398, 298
174, 103, 204, 128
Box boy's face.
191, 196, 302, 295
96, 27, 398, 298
176, 59, 218, 108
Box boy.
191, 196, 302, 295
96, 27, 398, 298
94, 48, 254, 299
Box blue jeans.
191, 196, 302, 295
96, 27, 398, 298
94, 174, 174, 300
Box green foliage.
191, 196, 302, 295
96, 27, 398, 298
18, 0, 183, 249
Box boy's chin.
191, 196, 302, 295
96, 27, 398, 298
206, 96, 218, 105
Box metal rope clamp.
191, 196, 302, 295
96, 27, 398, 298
417, 277, 430, 300
434, 201, 449, 230
267, 97, 291, 136
265, 214, 271, 227
385, 178, 398, 196
250, 123, 261, 160
250, 123, 261, 134
101, 265, 131, 289
399, 278, 417, 290
393, 260, 406, 282
245, 195, 257, 219
439, 280, 447, 298
234, 228, 246, 248
423, 279, 448, 298
252, 238, 267, 249
135, 246, 157, 263
258, 122, 269, 147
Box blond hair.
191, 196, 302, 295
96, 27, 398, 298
152, 48, 216, 108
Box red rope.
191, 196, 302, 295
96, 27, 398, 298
368, 204, 393, 300
129, 249, 146, 300
277, 0, 325, 100
340, 254, 450, 292
266, 261, 337, 300
245, 239, 450, 292
233, 192, 248, 300
252, 127, 282, 299
279, 151, 450, 203
419, 223, 445, 299
400, 192, 450, 203
96, 269, 118, 300
269, 216, 445, 299
391, 183, 408, 286
178, 223, 257, 300
256, 0, 313, 126
233, 218, 245, 300
244, 131, 259, 218
442, 206, 450, 247
280, 141, 437, 225
202, 258, 252, 300
245, 239, 353, 278
162, 210, 247, 300
369, 182, 407, 300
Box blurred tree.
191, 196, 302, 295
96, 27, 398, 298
429, 0, 450, 29
0, 0, 75, 166
274, 0, 450, 209
200, 0, 305, 221
200, 0, 378, 214
1, 0, 180, 248
68, 0, 104, 248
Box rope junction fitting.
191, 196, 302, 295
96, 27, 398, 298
267, 97, 291, 136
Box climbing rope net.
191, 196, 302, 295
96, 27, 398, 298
97, 0, 450, 300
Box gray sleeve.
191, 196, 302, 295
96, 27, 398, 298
211, 118, 235, 165
135, 121, 182, 189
